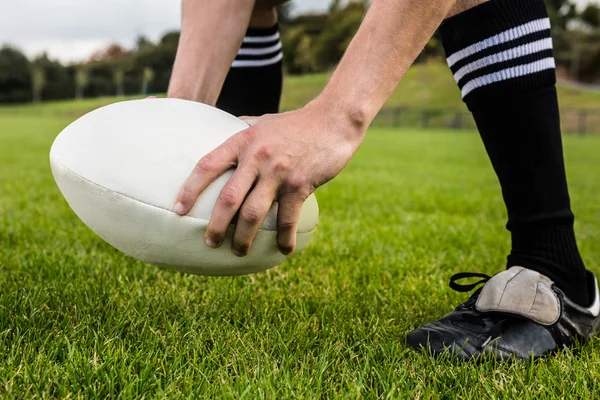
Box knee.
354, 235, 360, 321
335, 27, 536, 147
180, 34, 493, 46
250, 0, 289, 28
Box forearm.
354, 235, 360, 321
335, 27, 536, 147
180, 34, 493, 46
316, 0, 457, 131
168, 0, 255, 104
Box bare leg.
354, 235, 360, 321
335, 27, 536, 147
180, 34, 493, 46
168, 0, 255, 104
216, 1, 286, 116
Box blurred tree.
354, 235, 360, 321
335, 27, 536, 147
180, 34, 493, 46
580, 3, 600, 29
75, 66, 90, 100
0, 0, 599, 104
31, 65, 46, 103
0, 46, 31, 103
311, 1, 368, 71
417, 35, 446, 63
135, 35, 155, 52
292, 13, 328, 35
277, 3, 294, 26
282, 25, 311, 73
295, 33, 315, 73
160, 31, 180, 48
545, 0, 578, 32
32, 53, 72, 101
89, 43, 130, 63
564, 29, 600, 82
131, 31, 180, 93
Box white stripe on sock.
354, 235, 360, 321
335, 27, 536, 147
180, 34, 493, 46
461, 57, 555, 97
231, 52, 283, 68
447, 18, 551, 67
243, 31, 281, 43
453, 37, 553, 83
237, 41, 282, 56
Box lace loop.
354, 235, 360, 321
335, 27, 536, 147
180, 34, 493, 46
449, 272, 491, 292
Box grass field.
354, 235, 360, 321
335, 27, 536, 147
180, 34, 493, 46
1, 91, 600, 398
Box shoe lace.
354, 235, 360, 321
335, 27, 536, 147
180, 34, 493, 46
449, 272, 491, 292
449, 272, 510, 336
449, 272, 491, 311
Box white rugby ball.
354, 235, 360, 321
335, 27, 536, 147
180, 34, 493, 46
50, 99, 318, 276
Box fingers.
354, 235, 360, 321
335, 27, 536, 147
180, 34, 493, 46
205, 167, 258, 249
230, 179, 278, 257
275, 193, 305, 255
174, 136, 241, 215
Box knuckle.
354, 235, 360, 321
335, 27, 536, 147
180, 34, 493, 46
178, 185, 193, 200
240, 205, 262, 224
222, 139, 240, 159
219, 186, 239, 208
240, 127, 257, 144
271, 160, 290, 175
277, 220, 296, 232
283, 175, 311, 197
195, 155, 215, 173
253, 144, 272, 162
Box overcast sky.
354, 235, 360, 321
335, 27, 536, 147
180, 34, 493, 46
0, 0, 597, 63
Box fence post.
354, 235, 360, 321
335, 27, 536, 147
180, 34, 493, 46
421, 110, 430, 129
578, 111, 587, 135
454, 111, 462, 130
367, 107, 598, 133
394, 108, 401, 127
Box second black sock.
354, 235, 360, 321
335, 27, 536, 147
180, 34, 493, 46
440, 0, 590, 306
217, 24, 283, 117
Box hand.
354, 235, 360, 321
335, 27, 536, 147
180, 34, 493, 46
174, 99, 367, 256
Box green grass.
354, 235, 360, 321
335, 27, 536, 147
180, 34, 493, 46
1, 101, 600, 398
283, 62, 600, 110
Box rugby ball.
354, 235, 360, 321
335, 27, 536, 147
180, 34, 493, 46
50, 99, 319, 276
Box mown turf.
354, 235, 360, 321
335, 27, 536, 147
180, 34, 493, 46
0, 107, 599, 398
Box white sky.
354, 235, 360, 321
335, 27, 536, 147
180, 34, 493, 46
0, 0, 597, 63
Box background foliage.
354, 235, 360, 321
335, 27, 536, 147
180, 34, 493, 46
0, 0, 599, 103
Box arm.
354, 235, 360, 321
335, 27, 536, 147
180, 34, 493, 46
175, 0, 458, 256
168, 0, 256, 104
318, 0, 456, 130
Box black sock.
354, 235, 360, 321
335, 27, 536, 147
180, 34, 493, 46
216, 24, 283, 117
440, 0, 590, 306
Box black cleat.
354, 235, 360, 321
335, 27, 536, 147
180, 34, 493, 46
407, 266, 600, 360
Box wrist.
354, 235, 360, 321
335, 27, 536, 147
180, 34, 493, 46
307, 90, 374, 140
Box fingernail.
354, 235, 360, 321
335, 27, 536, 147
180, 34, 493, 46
206, 237, 218, 248
279, 247, 293, 256
174, 202, 186, 215
232, 248, 246, 258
